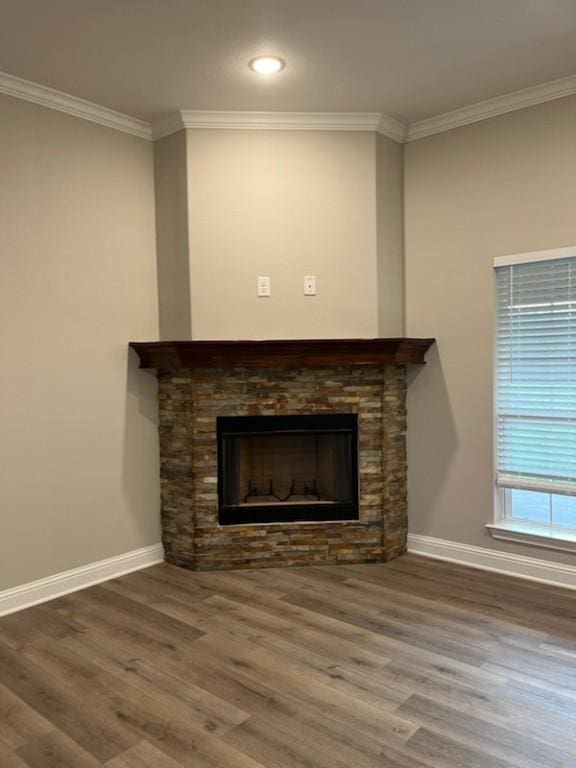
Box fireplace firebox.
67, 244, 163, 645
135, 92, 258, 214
217, 414, 359, 525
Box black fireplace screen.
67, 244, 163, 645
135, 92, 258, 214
217, 414, 359, 525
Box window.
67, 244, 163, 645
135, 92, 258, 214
494, 248, 576, 543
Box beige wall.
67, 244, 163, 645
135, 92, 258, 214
154, 131, 191, 339
185, 130, 380, 339
404, 95, 576, 563
0, 94, 161, 591
376, 133, 404, 336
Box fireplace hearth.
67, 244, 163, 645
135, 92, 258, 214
217, 414, 359, 525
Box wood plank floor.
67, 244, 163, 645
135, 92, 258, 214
1, 555, 576, 767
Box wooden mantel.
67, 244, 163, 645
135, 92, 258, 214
129, 338, 435, 369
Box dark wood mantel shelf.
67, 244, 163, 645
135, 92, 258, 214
129, 338, 435, 369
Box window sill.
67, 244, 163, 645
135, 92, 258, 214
487, 522, 576, 553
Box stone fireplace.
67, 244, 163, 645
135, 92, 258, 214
130, 338, 434, 571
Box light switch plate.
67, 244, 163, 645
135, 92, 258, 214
304, 275, 316, 295
257, 276, 271, 297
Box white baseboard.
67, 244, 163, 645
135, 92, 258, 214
407, 533, 576, 591
4, 535, 573, 617
0, 543, 164, 617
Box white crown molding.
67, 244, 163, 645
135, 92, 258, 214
0, 543, 164, 617
377, 113, 407, 143
152, 109, 407, 142
0, 70, 153, 140
407, 73, 576, 141
4, 68, 576, 145
408, 533, 576, 590
180, 110, 383, 132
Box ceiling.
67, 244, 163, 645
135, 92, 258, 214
1, 0, 576, 124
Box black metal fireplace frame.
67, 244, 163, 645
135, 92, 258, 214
216, 413, 359, 526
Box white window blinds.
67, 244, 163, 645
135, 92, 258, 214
496, 255, 576, 494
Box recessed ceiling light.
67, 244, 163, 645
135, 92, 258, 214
249, 56, 285, 75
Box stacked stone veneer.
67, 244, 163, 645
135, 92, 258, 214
158, 366, 408, 570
